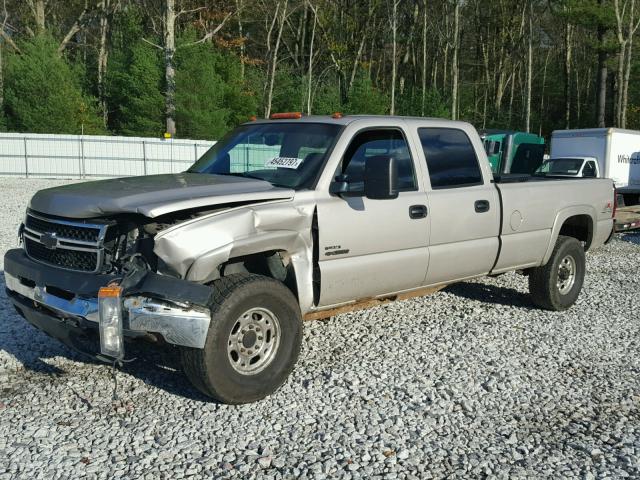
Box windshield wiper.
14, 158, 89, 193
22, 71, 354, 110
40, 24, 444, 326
221, 172, 266, 181
206, 171, 289, 189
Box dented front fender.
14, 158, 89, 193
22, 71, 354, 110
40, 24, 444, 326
153, 200, 316, 313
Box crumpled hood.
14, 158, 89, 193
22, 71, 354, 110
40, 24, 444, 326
29, 173, 295, 218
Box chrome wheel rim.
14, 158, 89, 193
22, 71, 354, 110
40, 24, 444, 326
557, 255, 576, 295
227, 307, 281, 375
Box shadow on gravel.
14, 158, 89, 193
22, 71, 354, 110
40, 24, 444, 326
445, 281, 536, 309
0, 272, 211, 403
619, 231, 640, 245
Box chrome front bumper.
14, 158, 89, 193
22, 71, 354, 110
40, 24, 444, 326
4, 271, 210, 349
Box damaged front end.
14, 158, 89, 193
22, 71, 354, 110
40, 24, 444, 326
5, 186, 314, 362
4, 208, 216, 361
4, 250, 212, 361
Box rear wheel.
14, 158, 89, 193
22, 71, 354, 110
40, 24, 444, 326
528, 235, 585, 311
181, 274, 302, 404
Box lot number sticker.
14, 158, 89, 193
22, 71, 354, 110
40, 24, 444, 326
265, 157, 304, 169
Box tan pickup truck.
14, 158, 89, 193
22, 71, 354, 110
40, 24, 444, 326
4, 115, 615, 403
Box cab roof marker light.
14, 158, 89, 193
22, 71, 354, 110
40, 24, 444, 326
270, 112, 302, 120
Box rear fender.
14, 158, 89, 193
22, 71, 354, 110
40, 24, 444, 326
541, 205, 596, 265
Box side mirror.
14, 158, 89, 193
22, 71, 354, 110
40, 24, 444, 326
364, 155, 398, 200
329, 174, 350, 195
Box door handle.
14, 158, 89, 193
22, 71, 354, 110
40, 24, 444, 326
474, 200, 490, 213
409, 204, 428, 219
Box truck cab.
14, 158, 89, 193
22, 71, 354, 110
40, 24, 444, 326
480, 130, 546, 176
535, 156, 600, 178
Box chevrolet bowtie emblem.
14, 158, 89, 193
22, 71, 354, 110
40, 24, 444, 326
40, 232, 58, 249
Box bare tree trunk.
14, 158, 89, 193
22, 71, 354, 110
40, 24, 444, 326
451, 0, 460, 120
32, 0, 46, 33
0, 42, 3, 116
265, 0, 288, 118
621, 0, 640, 128
421, 0, 427, 116
350, 0, 374, 92
390, 0, 398, 115
481, 40, 490, 127
349, 34, 367, 92
575, 63, 582, 124
564, 20, 573, 129
307, 3, 316, 115
596, 0, 607, 127
508, 65, 516, 125
98, 0, 110, 128
237, 0, 245, 80
622, 37, 632, 128
164, 0, 176, 136
613, 0, 629, 127
399, 3, 419, 96
539, 49, 550, 135
525, 3, 533, 132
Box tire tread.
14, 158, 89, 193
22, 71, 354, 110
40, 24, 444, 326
528, 235, 584, 311
181, 273, 301, 403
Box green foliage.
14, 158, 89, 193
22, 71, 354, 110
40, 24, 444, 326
396, 87, 449, 118
175, 31, 256, 139
106, 7, 164, 136
311, 79, 342, 115
270, 65, 306, 114
344, 75, 388, 115
4, 35, 105, 134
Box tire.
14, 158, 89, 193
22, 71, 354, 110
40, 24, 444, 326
181, 273, 302, 404
528, 235, 585, 311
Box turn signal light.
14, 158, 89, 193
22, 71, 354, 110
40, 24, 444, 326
98, 285, 124, 359
270, 112, 302, 120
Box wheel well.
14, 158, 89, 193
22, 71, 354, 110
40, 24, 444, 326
220, 251, 299, 300
559, 214, 593, 250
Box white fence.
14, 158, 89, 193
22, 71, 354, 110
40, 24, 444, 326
0, 132, 216, 179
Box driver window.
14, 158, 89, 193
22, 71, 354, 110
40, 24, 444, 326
340, 129, 417, 192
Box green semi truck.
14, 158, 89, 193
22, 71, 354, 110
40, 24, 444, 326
479, 130, 546, 176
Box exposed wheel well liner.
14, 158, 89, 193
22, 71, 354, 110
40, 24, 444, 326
220, 251, 299, 301
558, 214, 593, 251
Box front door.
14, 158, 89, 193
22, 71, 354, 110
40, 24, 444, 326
316, 128, 430, 307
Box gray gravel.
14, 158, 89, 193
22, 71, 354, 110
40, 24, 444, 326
1, 177, 640, 480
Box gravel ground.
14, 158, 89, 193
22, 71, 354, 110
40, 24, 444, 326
1, 177, 639, 480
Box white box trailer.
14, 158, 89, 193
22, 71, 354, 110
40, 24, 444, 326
550, 128, 640, 197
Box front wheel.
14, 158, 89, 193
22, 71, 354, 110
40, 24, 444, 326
181, 274, 302, 404
528, 235, 586, 311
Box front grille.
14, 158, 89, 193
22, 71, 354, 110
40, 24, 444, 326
25, 215, 100, 242
23, 212, 108, 272
24, 237, 98, 272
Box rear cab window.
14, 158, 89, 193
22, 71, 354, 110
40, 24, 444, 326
418, 128, 484, 189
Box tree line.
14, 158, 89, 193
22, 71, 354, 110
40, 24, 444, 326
0, 0, 639, 140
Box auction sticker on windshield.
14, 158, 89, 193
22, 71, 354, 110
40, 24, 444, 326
265, 157, 304, 169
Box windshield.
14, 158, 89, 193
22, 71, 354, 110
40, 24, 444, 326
535, 158, 584, 175
188, 122, 342, 189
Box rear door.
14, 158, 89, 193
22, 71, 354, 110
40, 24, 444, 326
316, 126, 430, 306
414, 126, 501, 285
